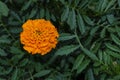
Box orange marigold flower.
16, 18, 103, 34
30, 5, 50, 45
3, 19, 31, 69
20, 19, 59, 55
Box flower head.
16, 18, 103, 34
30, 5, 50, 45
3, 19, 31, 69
20, 19, 59, 55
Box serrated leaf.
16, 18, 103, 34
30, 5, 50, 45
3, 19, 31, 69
33, 70, 51, 78
98, 50, 103, 61
0, 58, 9, 66
105, 43, 120, 53
72, 54, 85, 70
100, 27, 106, 38
106, 50, 120, 59
10, 47, 24, 54
79, 0, 88, 9
19, 59, 28, 67
103, 51, 107, 64
107, 27, 116, 33
9, 27, 22, 33
0, 35, 11, 44
61, 6, 69, 22
75, 0, 80, 7
82, 48, 98, 61
77, 12, 85, 34
0, 78, 6, 80
29, 8, 37, 18
21, 0, 32, 11
91, 40, 101, 53
118, 0, 120, 7
45, 9, 50, 20
96, 0, 103, 12
0, 48, 7, 56
101, 0, 107, 12
0, 1, 9, 16
58, 33, 75, 41
106, 14, 115, 24
51, 14, 56, 21
83, 15, 94, 26
67, 9, 76, 30
40, 8, 45, 18
90, 26, 99, 36
0, 67, 13, 75
111, 34, 120, 46
77, 59, 90, 74
115, 26, 120, 37
11, 54, 24, 65
10, 11, 22, 22
86, 68, 95, 80
11, 68, 18, 80
55, 45, 79, 56
104, 0, 116, 12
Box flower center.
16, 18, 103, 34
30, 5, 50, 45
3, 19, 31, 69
35, 30, 42, 35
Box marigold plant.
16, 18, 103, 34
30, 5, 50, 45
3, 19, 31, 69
20, 19, 59, 55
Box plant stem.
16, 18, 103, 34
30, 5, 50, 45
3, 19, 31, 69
29, 70, 34, 80
1, 23, 15, 40
74, 29, 84, 49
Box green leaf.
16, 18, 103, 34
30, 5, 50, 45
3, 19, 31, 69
58, 33, 75, 41
96, 0, 104, 12
55, 45, 79, 56
101, 0, 107, 12
103, 51, 111, 64
86, 68, 95, 80
67, 8, 76, 30
77, 59, 90, 74
29, 8, 37, 18
100, 27, 106, 38
105, 50, 120, 59
111, 34, 120, 46
83, 15, 94, 26
90, 26, 99, 36
0, 67, 13, 75
79, 0, 89, 9
33, 70, 51, 78
11, 54, 24, 65
11, 68, 18, 80
104, 0, 116, 12
21, 0, 32, 11
0, 78, 6, 80
0, 1, 9, 16
82, 48, 98, 61
105, 43, 120, 53
19, 59, 28, 67
61, 6, 69, 22
51, 14, 56, 21
0, 35, 11, 44
10, 47, 24, 54
0, 48, 7, 56
40, 8, 45, 18
77, 12, 85, 34
91, 41, 101, 53
10, 11, 22, 22
115, 26, 120, 37
45, 9, 50, 20
0, 58, 9, 66
9, 27, 22, 33
72, 54, 85, 70
118, 0, 120, 7
107, 27, 116, 33
98, 50, 103, 61
100, 74, 107, 80
75, 0, 80, 7
106, 14, 115, 24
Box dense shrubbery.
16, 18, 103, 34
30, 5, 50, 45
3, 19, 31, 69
0, 0, 120, 80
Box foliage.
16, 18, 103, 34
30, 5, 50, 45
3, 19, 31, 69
0, 0, 120, 80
